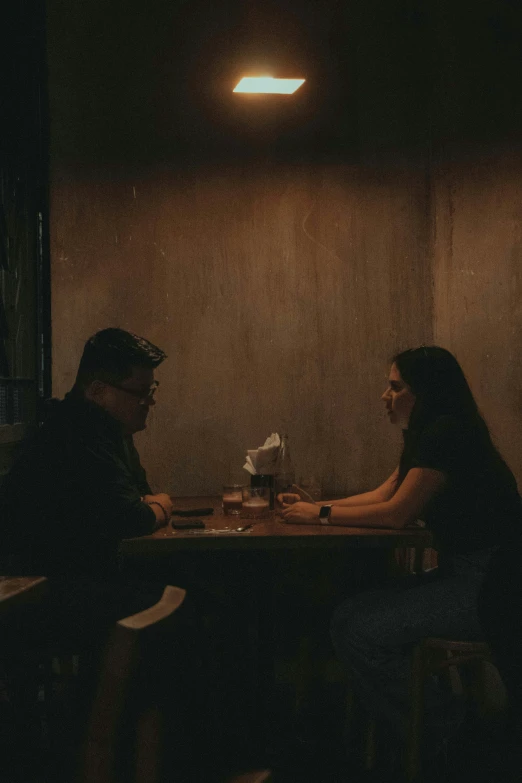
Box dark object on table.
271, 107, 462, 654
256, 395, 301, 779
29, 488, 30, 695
251, 474, 275, 510
171, 507, 214, 517
171, 519, 206, 530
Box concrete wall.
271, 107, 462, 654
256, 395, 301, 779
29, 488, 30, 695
427, 0, 522, 486
50, 161, 432, 495
433, 148, 522, 485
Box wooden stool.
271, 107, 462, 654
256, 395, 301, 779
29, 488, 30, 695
362, 549, 497, 780
404, 637, 493, 782
361, 638, 494, 781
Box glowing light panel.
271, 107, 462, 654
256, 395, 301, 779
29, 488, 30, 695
233, 77, 305, 94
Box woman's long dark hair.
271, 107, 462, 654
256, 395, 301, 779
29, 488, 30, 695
394, 346, 498, 482
394, 346, 481, 430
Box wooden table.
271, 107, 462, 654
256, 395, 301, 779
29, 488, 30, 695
119, 497, 432, 766
0, 576, 48, 620
119, 493, 431, 683
119, 496, 431, 740
119, 496, 431, 557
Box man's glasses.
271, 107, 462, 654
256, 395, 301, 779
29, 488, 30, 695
107, 380, 159, 405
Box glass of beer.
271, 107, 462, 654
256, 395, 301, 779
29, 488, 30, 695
222, 484, 244, 516
241, 486, 270, 519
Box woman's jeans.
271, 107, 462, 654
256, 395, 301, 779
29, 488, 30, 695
330, 548, 496, 750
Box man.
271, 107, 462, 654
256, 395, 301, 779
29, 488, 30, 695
0, 329, 266, 777
1, 327, 173, 632
0, 330, 212, 781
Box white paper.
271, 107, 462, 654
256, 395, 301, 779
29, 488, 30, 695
243, 455, 257, 475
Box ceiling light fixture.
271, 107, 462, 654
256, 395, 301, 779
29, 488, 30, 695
233, 76, 305, 95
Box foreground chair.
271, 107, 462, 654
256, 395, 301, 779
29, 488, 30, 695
79, 585, 272, 783
0, 577, 50, 780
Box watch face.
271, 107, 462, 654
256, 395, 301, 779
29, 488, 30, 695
319, 505, 330, 518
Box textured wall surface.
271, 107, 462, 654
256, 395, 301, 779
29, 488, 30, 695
433, 148, 522, 486
50, 162, 432, 495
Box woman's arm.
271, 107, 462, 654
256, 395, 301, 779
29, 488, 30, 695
281, 467, 445, 529
278, 468, 400, 508
325, 467, 400, 507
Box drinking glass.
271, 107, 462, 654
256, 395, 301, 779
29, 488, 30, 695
222, 484, 244, 516
241, 486, 270, 519
298, 476, 322, 502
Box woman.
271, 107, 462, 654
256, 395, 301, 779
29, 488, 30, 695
279, 346, 522, 767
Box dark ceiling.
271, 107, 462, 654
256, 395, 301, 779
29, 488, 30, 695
7, 0, 522, 165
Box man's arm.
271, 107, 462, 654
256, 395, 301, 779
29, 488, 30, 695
82, 442, 167, 538
142, 493, 174, 527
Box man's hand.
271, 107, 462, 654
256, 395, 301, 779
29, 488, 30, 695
143, 493, 174, 526
281, 501, 320, 524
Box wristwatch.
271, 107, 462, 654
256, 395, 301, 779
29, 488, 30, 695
319, 504, 333, 525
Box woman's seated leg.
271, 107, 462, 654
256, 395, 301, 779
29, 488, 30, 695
330, 566, 485, 746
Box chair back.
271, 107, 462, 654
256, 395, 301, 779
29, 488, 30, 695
79, 585, 186, 783
80, 585, 272, 783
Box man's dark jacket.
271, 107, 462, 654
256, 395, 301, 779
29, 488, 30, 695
0, 391, 156, 578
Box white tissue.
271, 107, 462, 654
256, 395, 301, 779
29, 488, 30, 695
244, 455, 257, 475
243, 432, 281, 475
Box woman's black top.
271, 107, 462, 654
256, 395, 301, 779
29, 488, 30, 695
400, 414, 522, 555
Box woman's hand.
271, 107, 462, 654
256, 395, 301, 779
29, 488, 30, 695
281, 501, 320, 524
276, 492, 301, 507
